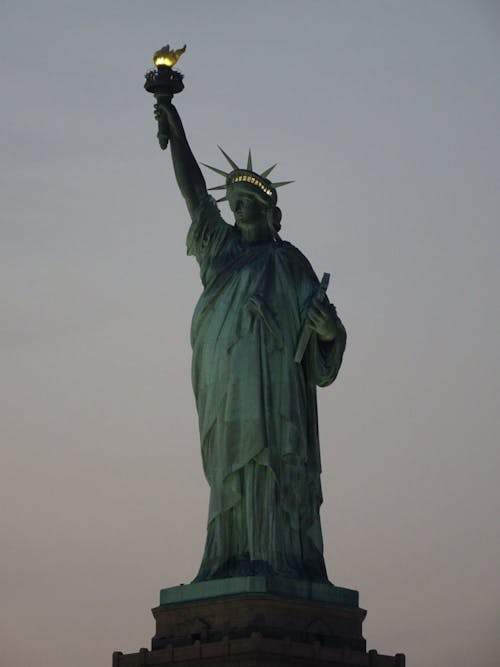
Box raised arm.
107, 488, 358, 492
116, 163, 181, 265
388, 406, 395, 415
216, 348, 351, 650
154, 99, 208, 217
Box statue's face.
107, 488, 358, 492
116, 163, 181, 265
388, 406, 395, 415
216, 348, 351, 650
229, 193, 265, 226
227, 185, 273, 243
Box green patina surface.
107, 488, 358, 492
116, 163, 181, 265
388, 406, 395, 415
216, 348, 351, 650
151, 92, 346, 585
160, 577, 359, 608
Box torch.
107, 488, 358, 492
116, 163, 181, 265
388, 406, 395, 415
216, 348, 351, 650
144, 44, 186, 150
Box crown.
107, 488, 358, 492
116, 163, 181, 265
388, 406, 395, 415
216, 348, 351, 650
202, 147, 293, 205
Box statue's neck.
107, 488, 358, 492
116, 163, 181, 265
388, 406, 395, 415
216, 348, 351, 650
236, 220, 273, 244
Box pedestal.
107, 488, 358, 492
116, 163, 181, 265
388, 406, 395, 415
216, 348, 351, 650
113, 578, 405, 666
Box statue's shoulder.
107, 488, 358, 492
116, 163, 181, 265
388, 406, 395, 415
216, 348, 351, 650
193, 194, 228, 226
187, 195, 234, 260
278, 240, 317, 282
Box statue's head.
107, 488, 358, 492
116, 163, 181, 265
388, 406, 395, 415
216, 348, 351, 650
202, 147, 291, 240
227, 193, 282, 241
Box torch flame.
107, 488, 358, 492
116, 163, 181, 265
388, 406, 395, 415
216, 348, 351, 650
153, 44, 186, 67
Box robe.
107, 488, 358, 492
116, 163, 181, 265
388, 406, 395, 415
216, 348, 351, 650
187, 196, 346, 582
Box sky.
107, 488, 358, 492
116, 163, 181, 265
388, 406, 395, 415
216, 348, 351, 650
1, 1, 499, 666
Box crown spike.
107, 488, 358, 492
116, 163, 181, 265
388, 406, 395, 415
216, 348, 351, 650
260, 163, 277, 178
271, 180, 294, 189
217, 146, 240, 170
203, 147, 292, 204
201, 162, 229, 178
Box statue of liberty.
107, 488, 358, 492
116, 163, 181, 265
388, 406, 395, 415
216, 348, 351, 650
154, 99, 346, 584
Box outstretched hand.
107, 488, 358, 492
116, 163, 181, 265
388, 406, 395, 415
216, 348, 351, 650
153, 102, 163, 121
153, 98, 184, 145
154, 98, 173, 120
306, 293, 337, 342
153, 97, 181, 150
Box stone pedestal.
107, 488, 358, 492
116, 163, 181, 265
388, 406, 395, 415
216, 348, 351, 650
113, 578, 405, 666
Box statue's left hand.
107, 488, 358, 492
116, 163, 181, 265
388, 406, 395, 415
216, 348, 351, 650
306, 294, 337, 342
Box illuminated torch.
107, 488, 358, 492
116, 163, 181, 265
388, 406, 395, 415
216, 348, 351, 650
144, 44, 186, 150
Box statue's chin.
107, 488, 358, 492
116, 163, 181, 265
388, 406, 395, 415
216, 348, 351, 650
235, 220, 272, 244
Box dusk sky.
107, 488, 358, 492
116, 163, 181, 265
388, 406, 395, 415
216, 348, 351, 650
1, 2, 499, 666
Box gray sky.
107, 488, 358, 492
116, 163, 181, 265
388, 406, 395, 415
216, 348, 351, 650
1, 2, 499, 666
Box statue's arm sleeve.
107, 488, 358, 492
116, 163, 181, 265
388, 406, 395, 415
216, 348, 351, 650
294, 259, 346, 387
186, 194, 232, 266
166, 103, 208, 216
305, 316, 347, 388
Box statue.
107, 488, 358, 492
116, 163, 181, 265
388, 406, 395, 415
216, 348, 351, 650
152, 86, 346, 584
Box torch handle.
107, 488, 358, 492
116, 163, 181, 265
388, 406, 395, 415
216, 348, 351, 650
155, 93, 173, 150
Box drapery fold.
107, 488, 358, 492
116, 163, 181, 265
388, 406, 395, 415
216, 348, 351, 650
186, 196, 346, 582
